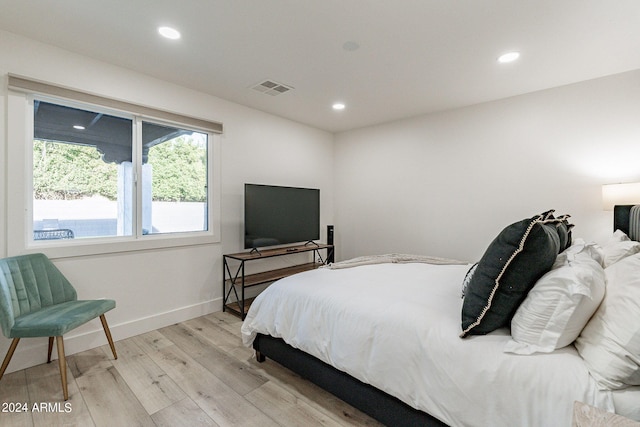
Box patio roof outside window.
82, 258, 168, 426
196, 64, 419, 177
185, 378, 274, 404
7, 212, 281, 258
34, 101, 190, 163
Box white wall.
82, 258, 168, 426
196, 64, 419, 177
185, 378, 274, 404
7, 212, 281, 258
334, 70, 640, 262
0, 30, 334, 372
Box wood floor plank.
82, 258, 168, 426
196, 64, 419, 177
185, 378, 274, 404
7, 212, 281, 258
247, 357, 384, 427
104, 338, 187, 415
68, 349, 155, 427
246, 381, 346, 427
176, 321, 268, 396
2, 312, 388, 427
207, 311, 244, 333
187, 316, 249, 350
67, 347, 113, 379
160, 322, 267, 394
25, 362, 95, 427
145, 343, 279, 427
129, 329, 175, 354
190, 314, 245, 344
157, 323, 217, 359
187, 315, 255, 361
193, 314, 382, 426
151, 397, 219, 427
99, 337, 142, 359
0, 370, 34, 427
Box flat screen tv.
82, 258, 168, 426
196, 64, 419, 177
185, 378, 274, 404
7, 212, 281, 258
244, 184, 320, 249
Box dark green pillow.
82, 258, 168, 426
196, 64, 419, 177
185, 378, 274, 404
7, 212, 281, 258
460, 212, 563, 337
554, 216, 574, 252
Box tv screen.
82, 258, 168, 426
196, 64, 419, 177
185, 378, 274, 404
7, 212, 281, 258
244, 184, 320, 249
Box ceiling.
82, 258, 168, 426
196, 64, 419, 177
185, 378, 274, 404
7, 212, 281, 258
1, 1, 639, 133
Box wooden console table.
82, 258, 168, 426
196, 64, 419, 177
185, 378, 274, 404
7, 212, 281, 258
223, 243, 334, 319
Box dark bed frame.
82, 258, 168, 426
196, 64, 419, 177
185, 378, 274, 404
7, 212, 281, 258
614, 204, 634, 235
254, 334, 447, 427
252, 205, 636, 427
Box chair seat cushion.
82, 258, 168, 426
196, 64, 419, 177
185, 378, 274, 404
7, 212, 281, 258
10, 299, 115, 338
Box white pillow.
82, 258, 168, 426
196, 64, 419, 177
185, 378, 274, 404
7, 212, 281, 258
572, 239, 604, 267
504, 240, 605, 355
602, 230, 640, 267
575, 252, 640, 390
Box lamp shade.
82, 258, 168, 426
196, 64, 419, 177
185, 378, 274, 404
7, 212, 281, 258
602, 182, 640, 210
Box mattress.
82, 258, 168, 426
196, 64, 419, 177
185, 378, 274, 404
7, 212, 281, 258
241, 262, 632, 427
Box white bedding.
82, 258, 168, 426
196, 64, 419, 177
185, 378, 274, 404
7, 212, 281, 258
241, 262, 635, 427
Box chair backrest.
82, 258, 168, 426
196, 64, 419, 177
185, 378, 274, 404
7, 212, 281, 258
0, 253, 77, 337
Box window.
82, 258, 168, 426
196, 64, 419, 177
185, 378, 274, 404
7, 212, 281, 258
8, 75, 221, 257
142, 122, 209, 235
32, 102, 212, 239
33, 101, 133, 239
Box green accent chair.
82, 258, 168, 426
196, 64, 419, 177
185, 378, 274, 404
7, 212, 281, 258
0, 253, 117, 400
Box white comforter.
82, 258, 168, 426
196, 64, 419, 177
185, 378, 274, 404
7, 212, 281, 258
241, 263, 615, 427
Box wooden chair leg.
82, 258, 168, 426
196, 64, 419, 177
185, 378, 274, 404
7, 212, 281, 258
100, 314, 117, 360
47, 337, 54, 363
0, 338, 20, 381
55, 336, 69, 401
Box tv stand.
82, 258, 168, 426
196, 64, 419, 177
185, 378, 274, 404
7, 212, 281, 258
223, 243, 334, 319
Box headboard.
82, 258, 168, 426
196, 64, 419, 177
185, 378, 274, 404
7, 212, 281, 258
613, 204, 640, 240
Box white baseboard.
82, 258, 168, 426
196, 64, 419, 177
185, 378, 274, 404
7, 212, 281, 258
1, 297, 223, 374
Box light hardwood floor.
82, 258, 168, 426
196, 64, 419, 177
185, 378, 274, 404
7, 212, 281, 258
0, 311, 383, 427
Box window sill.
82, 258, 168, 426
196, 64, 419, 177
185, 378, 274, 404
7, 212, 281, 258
24, 232, 220, 259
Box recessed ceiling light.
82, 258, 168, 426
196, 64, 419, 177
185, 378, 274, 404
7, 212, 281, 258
158, 26, 181, 40
73, 125, 85, 130
332, 103, 346, 111
497, 51, 520, 63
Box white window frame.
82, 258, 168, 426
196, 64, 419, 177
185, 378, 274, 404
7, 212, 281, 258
7, 80, 221, 258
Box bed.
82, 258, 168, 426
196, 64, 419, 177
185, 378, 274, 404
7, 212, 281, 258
241, 207, 640, 426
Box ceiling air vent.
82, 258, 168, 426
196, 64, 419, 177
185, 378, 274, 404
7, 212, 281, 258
251, 80, 294, 96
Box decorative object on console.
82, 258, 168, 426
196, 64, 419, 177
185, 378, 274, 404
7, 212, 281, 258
327, 225, 335, 263
460, 210, 573, 337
